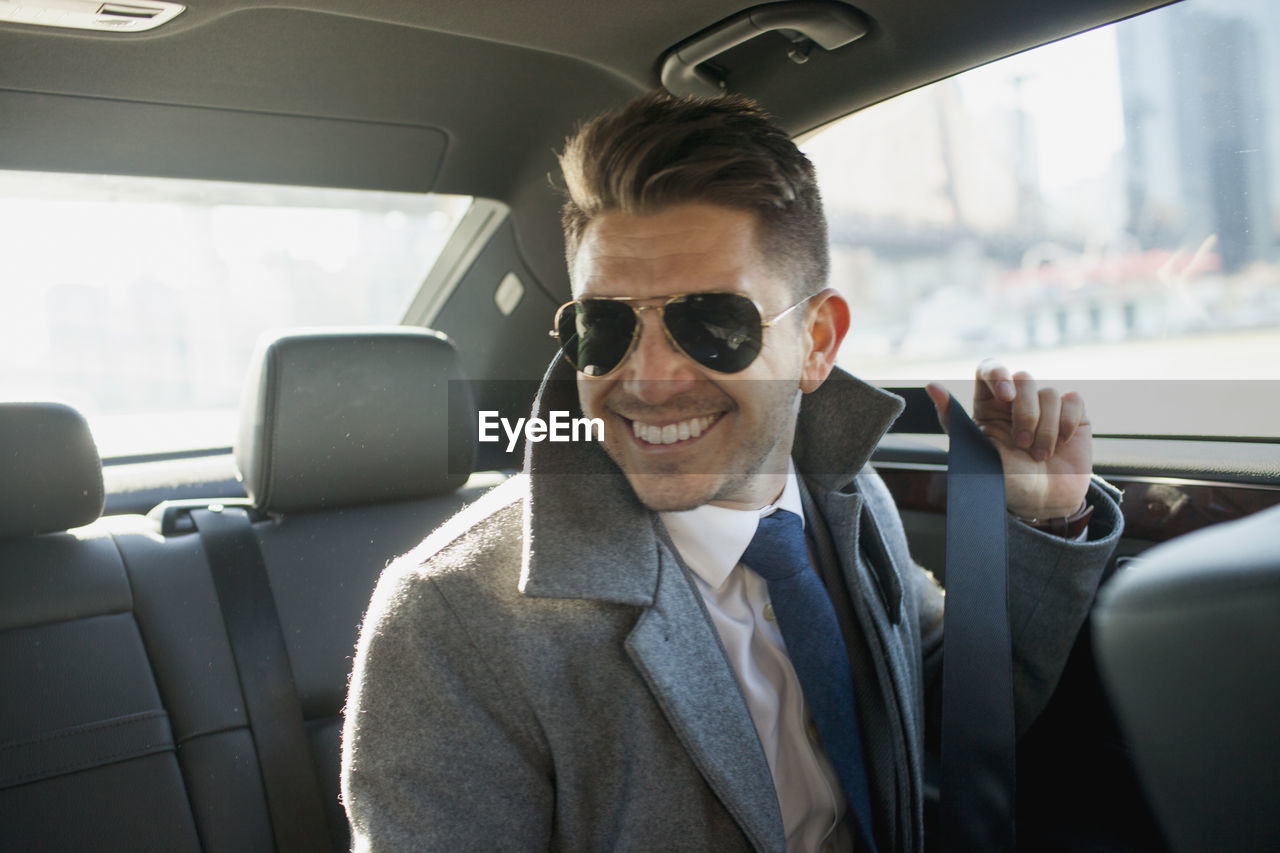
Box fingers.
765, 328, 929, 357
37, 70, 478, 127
1031, 387, 1060, 461
1013, 375, 1091, 460
970, 359, 1089, 460
974, 358, 1016, 404
1009, 371, 1040, 451
1059, 391, 1088, 445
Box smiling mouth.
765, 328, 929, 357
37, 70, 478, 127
630, 414, 721, 445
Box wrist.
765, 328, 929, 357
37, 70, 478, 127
1009, 500, 1093, 538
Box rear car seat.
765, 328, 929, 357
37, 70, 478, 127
111, 327, 493, 852
0, 403, 202, 851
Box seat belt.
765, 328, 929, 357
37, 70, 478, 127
940, 395, 1016, 852
191, 505, 335, 853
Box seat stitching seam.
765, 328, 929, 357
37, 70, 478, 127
0, 709, 169, 752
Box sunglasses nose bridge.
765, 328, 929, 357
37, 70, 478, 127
629, 302, 677, 357
619, 302, 704, 387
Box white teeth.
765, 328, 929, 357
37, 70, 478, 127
632, 415, 716, 445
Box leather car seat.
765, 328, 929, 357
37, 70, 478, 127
0, 402, 201, 851
1093, 503, 1280, 853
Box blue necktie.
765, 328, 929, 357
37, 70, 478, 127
742, 509, 878, 853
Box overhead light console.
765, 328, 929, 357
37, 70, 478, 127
0, 0, 184, 32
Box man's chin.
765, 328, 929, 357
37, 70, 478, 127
624, 473, 726, 513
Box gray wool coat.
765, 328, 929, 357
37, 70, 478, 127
341, 364, 1123, 852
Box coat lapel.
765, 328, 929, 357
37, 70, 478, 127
626, 532, 785, 853
811, 485, 919, 851
519, 361, 784, 849
789, 371, 914, 849
518, 364, 658, 605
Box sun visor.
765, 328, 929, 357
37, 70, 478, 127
0, 90, 447, 194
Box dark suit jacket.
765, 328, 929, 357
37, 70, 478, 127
341, 364, 1123, 852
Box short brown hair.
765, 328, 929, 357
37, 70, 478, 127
558, 90, 828, 299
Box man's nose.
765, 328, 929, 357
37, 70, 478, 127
619, 309, 699, 403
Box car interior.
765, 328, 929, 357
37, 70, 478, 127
2, 0, 1279, 850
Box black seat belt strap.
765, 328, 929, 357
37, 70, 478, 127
191, 506, 334, 853
941, 395, 1016, 852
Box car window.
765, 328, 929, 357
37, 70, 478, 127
803, 0, 1280, 438
0, 171, 471, 458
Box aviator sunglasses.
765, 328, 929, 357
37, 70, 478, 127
550, 291, 811, 378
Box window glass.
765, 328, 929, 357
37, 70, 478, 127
0, 171, 471, 457
803, 0, 1280, 436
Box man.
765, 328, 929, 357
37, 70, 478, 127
341, 92, 1122, 852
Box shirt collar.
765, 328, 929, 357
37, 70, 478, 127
660, 461, 806, 592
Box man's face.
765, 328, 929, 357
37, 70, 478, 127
570, 203, 813, 512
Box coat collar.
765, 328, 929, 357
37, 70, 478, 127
519, 357, 905, 604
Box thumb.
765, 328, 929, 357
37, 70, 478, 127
925, 383, 951, 435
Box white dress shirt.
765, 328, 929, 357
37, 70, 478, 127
660, 465, 854, 853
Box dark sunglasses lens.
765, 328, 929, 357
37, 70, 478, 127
557, 299, 637, 376
664, 293, 764, 373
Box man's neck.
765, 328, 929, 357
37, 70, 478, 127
706, 470, 789, 511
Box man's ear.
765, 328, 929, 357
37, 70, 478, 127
799, 289, 850, 394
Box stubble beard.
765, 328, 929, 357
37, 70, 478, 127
598, 381, 803, 512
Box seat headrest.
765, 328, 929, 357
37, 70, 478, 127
1093, 503, 1280, 853
234, 328, 476, 514
0, 402, 104, 538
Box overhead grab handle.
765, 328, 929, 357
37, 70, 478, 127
660, 1, 869, 97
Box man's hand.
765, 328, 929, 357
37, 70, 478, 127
925, 359, 1092, 519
